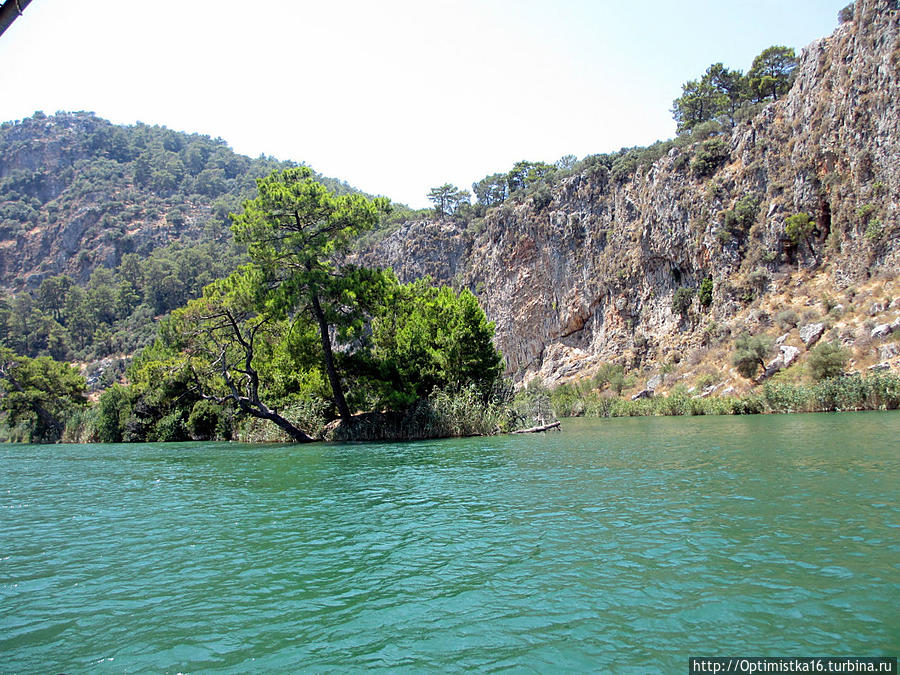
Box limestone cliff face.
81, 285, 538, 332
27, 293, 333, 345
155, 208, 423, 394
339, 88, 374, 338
354, 0, 900, 384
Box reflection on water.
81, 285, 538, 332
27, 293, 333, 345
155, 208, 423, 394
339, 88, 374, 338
1, 412, 898, 672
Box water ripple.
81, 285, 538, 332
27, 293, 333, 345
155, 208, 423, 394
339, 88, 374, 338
1, 412, 898, 672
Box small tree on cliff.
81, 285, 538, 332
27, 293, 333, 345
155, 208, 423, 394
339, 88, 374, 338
748, 46, 797, 102
427, 183, 470, 216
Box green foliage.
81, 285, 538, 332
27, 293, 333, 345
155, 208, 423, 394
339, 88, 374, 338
672, 45, 796, 133
94, 384, 132, 442
405, 384, 513, 438
427, 183, 470, 217
230, 167, 388, 421
548, 382, 586, 418
775, 309, 800, 330
132, 171, 508, 442
0, 347, 87, 442
531, 185, 553, 211
0, 111, 374, 362
532, 372, 900, 422
512, 381, 555, 425
858, 204, 883, 241
722, 195, 760, 237
672, 286, 694, 318
864, 218, 883, 242
368, 280, 504, 410
506, 160, 555, 193
748, 46, 798, 102
690, 138, 730, 177
784, 212, 814, 246
731, 332, 772, 379
186, 400, 227, 440
698, 277, 714, 308
807, 341, 849, 381
472, 173, 508, 207
765, 373, 900, 413
857, 203, 876, 222
672, 63, 746, 132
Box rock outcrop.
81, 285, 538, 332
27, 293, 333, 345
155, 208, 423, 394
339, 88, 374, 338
355, 0, 900, 384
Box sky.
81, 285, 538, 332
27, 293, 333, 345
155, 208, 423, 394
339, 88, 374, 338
1, 0, 849, 208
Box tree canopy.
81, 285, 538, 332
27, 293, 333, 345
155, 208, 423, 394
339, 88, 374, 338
230, 166, 389, 421
672, 46, 798, 132
106, 169, 509, 443
0, 347, 87, 442
427, 183, 470, 216
748, 46, 798, 102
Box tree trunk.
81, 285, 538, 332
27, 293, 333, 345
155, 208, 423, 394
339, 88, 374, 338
310, 291, 352, 421
255, 405, 316, 443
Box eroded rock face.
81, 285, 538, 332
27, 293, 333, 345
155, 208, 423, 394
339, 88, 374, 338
800, 323, 827, 348
781, 345, 801, 368
870, 323, 893, 339
356, 0, 900, 383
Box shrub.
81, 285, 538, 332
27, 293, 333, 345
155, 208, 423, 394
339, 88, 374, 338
775, 309, 800, 330
690, 138, 729, 178
764, 380, 810, 413
785, 212, 814, 245
153, 411, 188, 442
672, 286, 694, 318
417, 385, 510, 437
549, 383, 585, 418
731, 332, 772, 379
838, 2, 854, 23
722, 195, 760, 236
698, 277, 714, 308
94, 384, 133, 443
531, 185, 553, 211
865, 218, 883, 241
807, 341, 849, 381
187, 400, 225, 440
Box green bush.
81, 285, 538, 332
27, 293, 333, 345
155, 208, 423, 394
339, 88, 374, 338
731, 333, 772, 379
698, 277, 714, 308
785, 212, 814, 245
413, 385, 510, 437
187, 400, 225, 440
775, 309, 800, 330
690, 138, 729, 178
807, 341, 848, 381
152, 411, 188, 442
672, 287, 694, 318
722, 195, 759, 236
94, 384, 133, 442
764, 380, 811, 413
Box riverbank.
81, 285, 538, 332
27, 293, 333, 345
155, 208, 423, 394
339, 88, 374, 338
545, 372, 900, 419
43, 384, 552, 445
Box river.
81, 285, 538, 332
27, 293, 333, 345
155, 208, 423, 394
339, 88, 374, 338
1, 412, 898, 672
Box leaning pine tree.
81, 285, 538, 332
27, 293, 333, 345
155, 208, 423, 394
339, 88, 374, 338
230, 167, 389, 423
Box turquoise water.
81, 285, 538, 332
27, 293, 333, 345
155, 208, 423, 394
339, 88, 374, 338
1, 413, 898, 673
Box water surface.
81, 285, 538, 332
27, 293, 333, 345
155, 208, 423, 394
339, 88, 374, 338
2, 412, 898, 672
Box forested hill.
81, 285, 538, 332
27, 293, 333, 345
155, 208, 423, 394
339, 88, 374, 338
0, 110, 360, 290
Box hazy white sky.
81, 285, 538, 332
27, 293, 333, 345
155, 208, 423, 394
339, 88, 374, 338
1, 0, 848, 207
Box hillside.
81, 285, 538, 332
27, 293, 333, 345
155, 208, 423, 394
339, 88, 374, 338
353, 0, 900, 395
0, 113, 397, 373
1, 0, 899, 405
0, 111, 360, 290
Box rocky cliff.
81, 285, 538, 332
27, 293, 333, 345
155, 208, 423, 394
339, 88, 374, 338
354, 0, 900, 388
